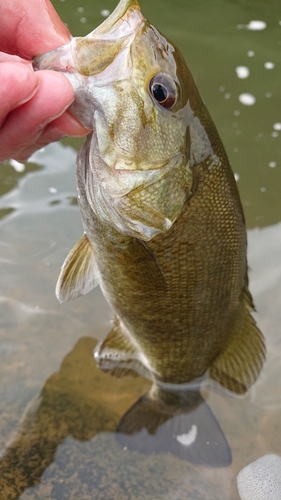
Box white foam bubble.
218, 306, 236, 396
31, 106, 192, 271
273, 123, 281, 131
239, 93, 256, 106
264, 62, 275, 69
101, 9, 111, 17
236, 66, 250, 79
237, 454, 281, 500
9, 159, 25, 172
247, 20, 267, 31
176, 425, 197, 446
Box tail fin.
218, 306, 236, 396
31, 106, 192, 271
116, 388, 231, 467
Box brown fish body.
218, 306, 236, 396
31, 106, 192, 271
76, 103, 254, 390
34, 0, 264, 394
32, 0, 267, 466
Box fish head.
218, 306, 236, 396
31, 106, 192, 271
34, 0, 211, 239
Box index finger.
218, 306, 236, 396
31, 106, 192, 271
0, 62, 37, 127
0, 0, 71, 59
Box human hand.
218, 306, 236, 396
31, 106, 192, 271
0, 0, 90, 163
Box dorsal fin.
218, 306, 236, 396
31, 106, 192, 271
56, 233, 99, 303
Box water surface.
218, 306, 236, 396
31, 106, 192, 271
0, 1, 280, 499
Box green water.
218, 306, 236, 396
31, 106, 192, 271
0, 1, 280, 499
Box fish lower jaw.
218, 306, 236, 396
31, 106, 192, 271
33, 44, 76, 73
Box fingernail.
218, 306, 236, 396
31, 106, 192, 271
16, 86, 38, 107
64, 110, 92, 136
39, 100, 75, 129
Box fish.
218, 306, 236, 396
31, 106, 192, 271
33, 0, 265, 466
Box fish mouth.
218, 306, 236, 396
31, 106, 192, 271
33, 0, 144, 76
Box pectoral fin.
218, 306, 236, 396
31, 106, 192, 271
209, 288, 266, 394
56, 234, 99, 303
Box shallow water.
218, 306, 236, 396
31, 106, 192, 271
0, 1, 280, 499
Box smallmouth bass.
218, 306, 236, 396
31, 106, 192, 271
34, 0, 265, 466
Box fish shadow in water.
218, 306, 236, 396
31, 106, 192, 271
0, 337, 231, 498
115, 386, 232, 467
0, 337, 135, 498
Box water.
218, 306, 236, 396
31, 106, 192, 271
0, 1, 280, 498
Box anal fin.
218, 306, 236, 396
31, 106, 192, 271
210, 288, 266, 394
56, 233, 99, 303
94, 318, 151, 379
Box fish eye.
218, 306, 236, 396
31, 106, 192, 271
149, 73, 179, 109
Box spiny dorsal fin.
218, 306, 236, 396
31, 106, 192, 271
56, 233, 99, 303
209, 288, 266, 394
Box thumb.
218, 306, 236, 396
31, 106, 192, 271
0, 0, 71, 59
